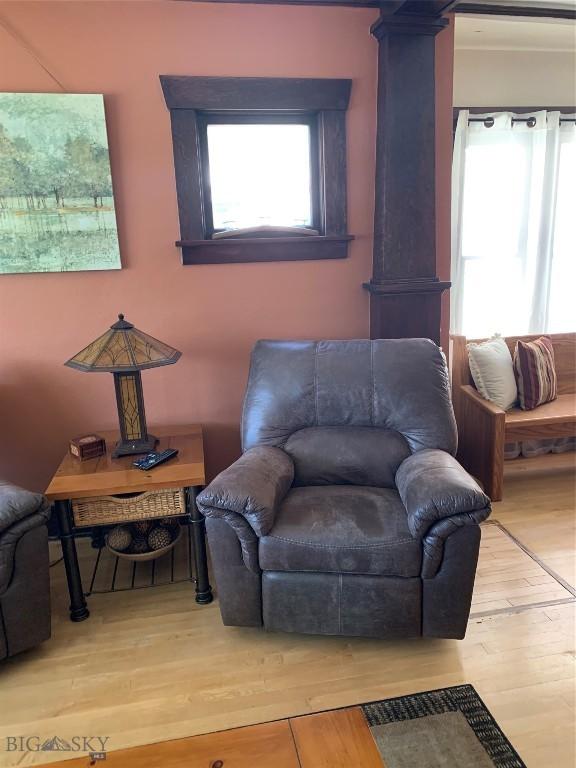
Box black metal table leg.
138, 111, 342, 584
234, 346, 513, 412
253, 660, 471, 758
55, 500, 90, 622
186, 486, 213, 604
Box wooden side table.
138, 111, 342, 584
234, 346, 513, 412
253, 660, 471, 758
45, 425, 213, 622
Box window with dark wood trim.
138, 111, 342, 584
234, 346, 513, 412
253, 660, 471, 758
160, 75, 353, 265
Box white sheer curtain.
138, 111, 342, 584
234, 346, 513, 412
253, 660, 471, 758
451, 110, 576, 338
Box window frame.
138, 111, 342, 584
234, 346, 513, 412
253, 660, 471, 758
160, 75, 353, 265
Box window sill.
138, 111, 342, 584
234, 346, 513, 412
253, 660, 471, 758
175, 235, 354, 265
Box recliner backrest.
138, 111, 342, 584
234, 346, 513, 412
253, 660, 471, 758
241, 339, 457, 485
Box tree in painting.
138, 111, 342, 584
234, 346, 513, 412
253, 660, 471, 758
0, 93, 121, 274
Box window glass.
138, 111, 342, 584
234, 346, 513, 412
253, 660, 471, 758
206, 123, 312, 231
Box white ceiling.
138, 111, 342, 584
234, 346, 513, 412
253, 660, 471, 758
455, 14, 576, 51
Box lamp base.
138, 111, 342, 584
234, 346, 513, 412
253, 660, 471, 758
112, 434, 158, 458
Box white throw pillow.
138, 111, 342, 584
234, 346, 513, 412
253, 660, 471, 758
467, 335, 518, 411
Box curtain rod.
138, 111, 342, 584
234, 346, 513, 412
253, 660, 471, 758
468, 116, 576, 128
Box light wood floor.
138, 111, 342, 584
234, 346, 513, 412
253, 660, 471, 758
0, 469, 574, 767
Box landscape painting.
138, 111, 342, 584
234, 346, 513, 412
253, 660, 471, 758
0, 93, 121, 274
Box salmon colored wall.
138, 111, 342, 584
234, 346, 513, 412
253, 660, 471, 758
0, 2, 453, 492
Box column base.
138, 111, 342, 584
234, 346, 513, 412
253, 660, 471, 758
364, 278, 450, 345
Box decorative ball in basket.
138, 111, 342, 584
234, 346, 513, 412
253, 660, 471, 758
106, 525, 132, 552
106, 519, 181, 561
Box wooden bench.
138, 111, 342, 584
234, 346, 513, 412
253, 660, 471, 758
450, 333, 576, 501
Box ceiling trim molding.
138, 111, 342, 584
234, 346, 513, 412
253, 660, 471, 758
172, 0, 575, 17
454, 3, 576, 20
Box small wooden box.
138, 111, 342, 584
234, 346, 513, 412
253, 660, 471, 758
69, 434, 106, 461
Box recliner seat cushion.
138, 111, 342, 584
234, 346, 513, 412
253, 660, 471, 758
284, 426, 410, 487
259, 486, 421, 577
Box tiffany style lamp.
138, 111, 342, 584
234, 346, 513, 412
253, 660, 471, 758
65, 314, 181, 458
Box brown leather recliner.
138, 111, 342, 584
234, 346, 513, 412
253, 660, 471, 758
0, 481, 51, 659
198, 339, 491, 640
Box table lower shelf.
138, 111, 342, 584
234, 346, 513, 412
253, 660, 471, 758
57, 525, 197, 596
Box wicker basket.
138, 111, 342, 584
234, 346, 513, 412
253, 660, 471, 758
72, 488, 186, 527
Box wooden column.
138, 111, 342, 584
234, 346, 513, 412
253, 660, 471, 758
365, 13, 451, 345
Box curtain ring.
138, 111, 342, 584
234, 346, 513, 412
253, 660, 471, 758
483, 117, 495, 128
527, 117, 537, 128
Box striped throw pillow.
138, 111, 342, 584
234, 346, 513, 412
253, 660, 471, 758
513, 336, 557, 411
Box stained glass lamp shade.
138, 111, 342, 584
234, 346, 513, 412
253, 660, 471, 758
65, 314, 181, 457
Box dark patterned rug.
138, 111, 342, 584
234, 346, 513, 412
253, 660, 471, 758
363, 685, 525, 768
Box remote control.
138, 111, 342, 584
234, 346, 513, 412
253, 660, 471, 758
133, 449, 179, 471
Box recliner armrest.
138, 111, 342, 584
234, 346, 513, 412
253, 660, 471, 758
0, 480, 50, 538
197, 446, 294, 537
395, 449, 490, 539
